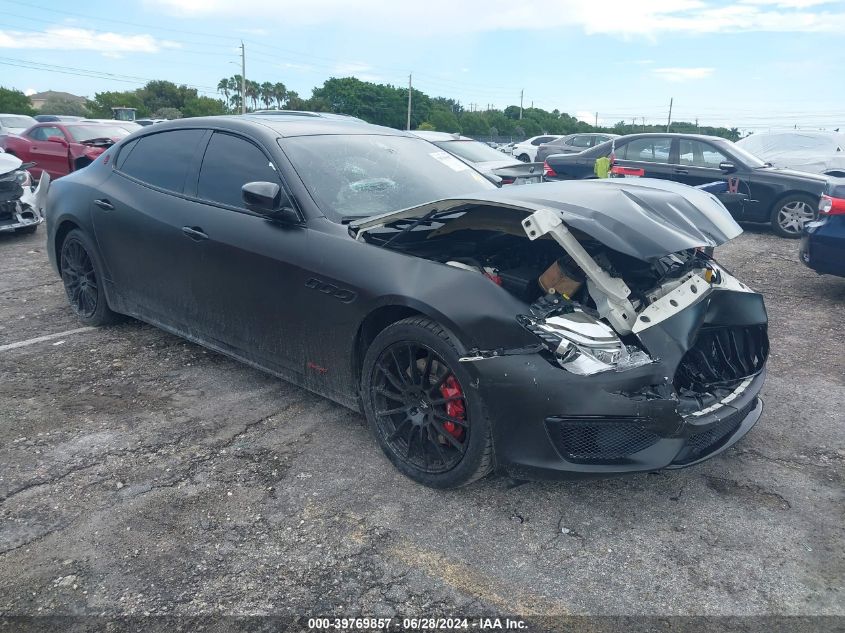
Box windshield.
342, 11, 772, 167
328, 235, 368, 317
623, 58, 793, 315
724, 141, 767, 168
435, 139, 511, 164
0, 116, 34, 130
279, 134, 495, 221
66, 125, 130, 142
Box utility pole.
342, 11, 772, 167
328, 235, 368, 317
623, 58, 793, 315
240, 41, 246, 114
595, 112, 598, 127
406, 73, 412, 131
666, 97, 673, 132
519, 89, 523, 119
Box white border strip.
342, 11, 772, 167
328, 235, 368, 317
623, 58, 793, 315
0, 327, 96, 352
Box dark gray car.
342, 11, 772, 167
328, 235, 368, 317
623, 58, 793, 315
536, 133, 619, 163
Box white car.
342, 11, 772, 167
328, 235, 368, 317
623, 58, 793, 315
511, 135, 563, 162
736, 131, 845, 178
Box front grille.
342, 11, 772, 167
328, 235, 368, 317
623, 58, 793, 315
675, 325, 768, 392
546, 417, 660, 464
673, 397, 758, 465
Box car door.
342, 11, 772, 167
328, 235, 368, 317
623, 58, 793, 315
180, 130, 310, 374
612, 136, 676, 179
672, 138, 744, 216
25, 125, 69, 179
91, 128, 211, 324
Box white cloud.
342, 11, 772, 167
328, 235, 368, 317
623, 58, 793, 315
146, 0, 845, 35
652, 67, 715, 81
0, 27, 180, 53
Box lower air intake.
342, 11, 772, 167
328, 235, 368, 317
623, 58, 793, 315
546, 417, 659, 464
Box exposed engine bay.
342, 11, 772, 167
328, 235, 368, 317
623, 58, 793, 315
357, 201, 768, 417
0, 152, 49, 234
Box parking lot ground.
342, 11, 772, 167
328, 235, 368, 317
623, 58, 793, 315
0, 226, 843, 620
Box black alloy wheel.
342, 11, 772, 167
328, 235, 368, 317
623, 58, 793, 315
59, 229, 117, 326
372, 341, 469, 474
362, 316, 494, 488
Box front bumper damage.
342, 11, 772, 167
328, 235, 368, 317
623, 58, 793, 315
0, 171, 49, 234
464, 207, 768, 480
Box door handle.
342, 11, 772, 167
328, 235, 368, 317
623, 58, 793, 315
182, 226, 209, 241
94, 199, 114, 210
673, 168, 689, 175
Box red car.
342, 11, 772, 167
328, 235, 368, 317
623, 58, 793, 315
0, 122, 130, 180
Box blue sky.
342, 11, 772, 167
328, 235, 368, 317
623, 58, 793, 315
1, 0, 844, 132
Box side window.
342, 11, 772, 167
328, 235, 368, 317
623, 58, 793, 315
570, 135, 592, 148
118, 129, 206, 193
678, 139, 729, 168
28, 126, 63, 141
623, 138, 672, 163
114, 138, 139, 171
196, 132, 279, 210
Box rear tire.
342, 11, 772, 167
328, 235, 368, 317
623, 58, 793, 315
770, 194, 817, 238
60, 229, 118, 326
361, 316, 494, 488
517, 153, 530, 163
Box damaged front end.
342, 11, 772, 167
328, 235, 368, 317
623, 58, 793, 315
353, 179, 768, 478
0, 153, 49, 234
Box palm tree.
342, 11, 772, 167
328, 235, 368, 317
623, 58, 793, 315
231, 74, 243, 110
260, 82, 274, 109
272, 82, 287, 109
217, 78, 230, 112
245, 80, 260, 111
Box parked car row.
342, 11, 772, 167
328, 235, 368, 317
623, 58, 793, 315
542, 132, 829, 238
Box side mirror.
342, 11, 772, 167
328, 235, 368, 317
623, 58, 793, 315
719, 161, 737, 174
242, 181, 299, 222
47, 135, 68, 146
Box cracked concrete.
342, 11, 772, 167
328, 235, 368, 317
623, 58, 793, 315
0, 225, 843, 619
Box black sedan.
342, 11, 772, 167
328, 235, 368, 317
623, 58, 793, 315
543, 133, 828, 238
801, 179, 845, 277
46, 115, 768, 487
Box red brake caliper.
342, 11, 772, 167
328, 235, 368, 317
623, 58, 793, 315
439, 375, 466, 439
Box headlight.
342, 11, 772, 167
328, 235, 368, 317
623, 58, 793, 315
14, 170, 32, 187
519, 309, 652, 375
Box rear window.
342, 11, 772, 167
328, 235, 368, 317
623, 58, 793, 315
117, 129, 206, 193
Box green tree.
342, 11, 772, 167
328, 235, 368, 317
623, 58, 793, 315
40, 96, 90, 117
427, 109, 460, 132
417, 121, 436, 131
260, 82, 274, 109
90, 90, 148, 118
245, 80, 260, 111
182, 96, 226, 118
0, 87, 36, 115
151, 107, 182, 120
217, 78, 231, 112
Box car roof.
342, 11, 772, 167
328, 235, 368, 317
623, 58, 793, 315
613, 132, 731, 143
410, 130, 473, 142
250, 110, 365, 122
142, 114, 412, 139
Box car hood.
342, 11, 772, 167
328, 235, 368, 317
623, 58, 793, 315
0, 151, 23, 174
351, 178, 742, 260
759, 162, 845, 181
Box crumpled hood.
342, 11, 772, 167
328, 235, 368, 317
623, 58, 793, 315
352, 178, 742, 260
0, 152, 23, 175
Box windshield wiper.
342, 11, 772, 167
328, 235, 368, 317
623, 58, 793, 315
382, 208, 441, 247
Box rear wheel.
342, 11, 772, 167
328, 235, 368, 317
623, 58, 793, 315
517, 153, 530, 163
361, 317, 494, 488
770, 194, 817, 238
60, 229, 118, 326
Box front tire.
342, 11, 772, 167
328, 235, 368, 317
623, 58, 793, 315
361, 316, 494, 488
770, 194, 817, 238
60, 229, 118, 326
